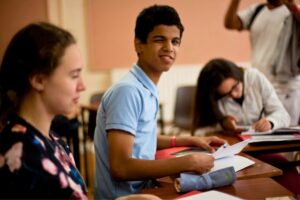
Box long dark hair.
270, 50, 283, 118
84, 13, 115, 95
192, 58, 244, 133
0, 22, 76, 130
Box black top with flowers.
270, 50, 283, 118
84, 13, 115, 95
0, 115, 87, 199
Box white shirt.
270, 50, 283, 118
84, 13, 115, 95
239, 4, 290, 79
218, 68, 290, 129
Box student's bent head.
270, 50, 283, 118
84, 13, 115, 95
198, 58, 243, 100
135, 4, 184, 43
193, 58, 244, 128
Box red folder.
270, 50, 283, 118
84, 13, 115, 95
155, 147, 190, 160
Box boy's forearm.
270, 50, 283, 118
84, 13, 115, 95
110, 156, 193, 181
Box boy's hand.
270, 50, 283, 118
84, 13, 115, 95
182, 136, 227, 153
186, 153, 215, 174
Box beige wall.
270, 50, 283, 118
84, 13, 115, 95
1, 0, 259, 107
86, 0, 260, 70
0, 0, 47, 62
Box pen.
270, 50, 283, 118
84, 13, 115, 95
258, 108, 264, 120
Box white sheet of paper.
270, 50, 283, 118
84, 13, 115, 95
211, 155, 255, 172
177, 190, 242, 200
241, 128, 273, 135
212, 140, 249, 159
249, 135, 300, 143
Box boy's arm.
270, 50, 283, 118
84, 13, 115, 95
157, 135, 226, 151
224, 0, 244, 30
283, 0, 300, 23
108, 130, 215, 181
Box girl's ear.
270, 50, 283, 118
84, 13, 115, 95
29, 74, 46, 92
134, 38, 143, 55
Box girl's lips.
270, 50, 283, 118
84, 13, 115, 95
73, 97, 80, 103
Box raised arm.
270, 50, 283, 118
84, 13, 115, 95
224, 0, 244, 30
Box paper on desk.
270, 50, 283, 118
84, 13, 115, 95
212, 140, 250, 159
242, 127, 300, 136
211, 155, 255, 172
176, 190, 242, 200
236, 125, 251, 131
211, 140, 253, 172
241, 128, 273, 135
248, 135, 300, 143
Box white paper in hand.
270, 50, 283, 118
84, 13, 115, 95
212, 140, 250, 159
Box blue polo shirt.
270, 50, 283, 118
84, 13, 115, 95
94, 64, 159, 199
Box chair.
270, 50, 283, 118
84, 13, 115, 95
80, 91, 104, 187
87, 92, 105, 139
171, 85, 196, 135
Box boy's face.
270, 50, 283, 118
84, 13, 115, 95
135, 25, 181, 77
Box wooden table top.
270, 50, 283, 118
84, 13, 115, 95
236, 153, 282, 179
142, 177, 293, 199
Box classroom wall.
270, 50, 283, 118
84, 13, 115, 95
86, 0, 260, 70
1, 0, 259, 121
0, 0, 48, 62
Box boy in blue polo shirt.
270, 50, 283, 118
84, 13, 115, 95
93, 4, 226, 199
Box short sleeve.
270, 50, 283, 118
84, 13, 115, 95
104, 84, 142, 136
238, 3, 262, 29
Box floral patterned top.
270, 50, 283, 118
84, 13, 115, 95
0, 115, 87, 199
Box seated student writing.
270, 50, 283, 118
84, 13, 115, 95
192, 58, 290, 134
93, 5, 226, 199
191, 58, 300, 197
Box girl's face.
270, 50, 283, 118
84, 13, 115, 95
40, 44, 86, 116
217, 78, 243, 99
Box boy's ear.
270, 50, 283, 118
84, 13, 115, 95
29, 74, 46, 92
134, 38, 143, 55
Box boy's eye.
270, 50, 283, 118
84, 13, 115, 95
172, 39, 181, 46
153, 39, 164, 42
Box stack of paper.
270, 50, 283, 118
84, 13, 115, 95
239, 127, 300, 143
241, 127, 300, 136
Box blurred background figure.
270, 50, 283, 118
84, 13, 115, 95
224, 0, 300, 125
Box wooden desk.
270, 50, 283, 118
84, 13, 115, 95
236, 153, 282, 179
142, 178, 293, 199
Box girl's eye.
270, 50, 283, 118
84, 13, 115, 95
70, 71, 80, 79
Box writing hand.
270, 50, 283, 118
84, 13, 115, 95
252, 118, 272, 132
